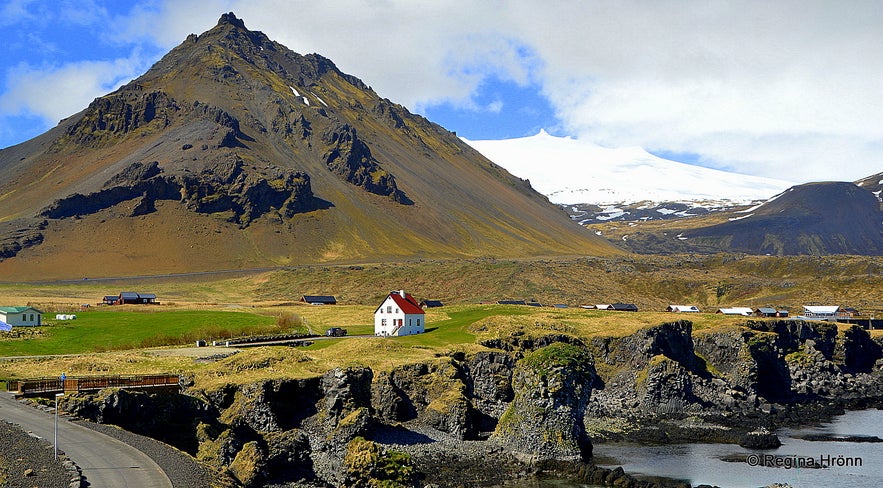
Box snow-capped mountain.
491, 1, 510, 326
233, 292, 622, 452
464, 130, 796, 206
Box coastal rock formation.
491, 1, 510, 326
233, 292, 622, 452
493, 343, 595, 462
59, 318, 883, 487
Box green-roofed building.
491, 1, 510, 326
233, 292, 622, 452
0, 306, 43, 327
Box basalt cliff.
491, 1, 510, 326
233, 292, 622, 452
60, 319, 883, 487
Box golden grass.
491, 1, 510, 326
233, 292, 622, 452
1, 254, 880, 392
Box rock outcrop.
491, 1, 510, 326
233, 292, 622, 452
40, 158, 316, 226
60, 318, 883, 487
493, 342, 595, 462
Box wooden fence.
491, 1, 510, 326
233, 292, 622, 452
6, 374, 180, 397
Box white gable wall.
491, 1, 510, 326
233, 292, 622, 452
374, 296, 424, 336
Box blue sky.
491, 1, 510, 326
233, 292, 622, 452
1, 1, 881, 182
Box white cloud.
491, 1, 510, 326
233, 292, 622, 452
0, 55, 145, 123
2, 0, 881, 182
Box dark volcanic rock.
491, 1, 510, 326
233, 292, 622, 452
493, 342, 595, 462
40, 157, 316, 226
321, 122, 411, 204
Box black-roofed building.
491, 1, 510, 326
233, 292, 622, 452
609, 303, 639, 312
301, 295, 337, 305
110, 292, 158, 305
420, 300, 444, 308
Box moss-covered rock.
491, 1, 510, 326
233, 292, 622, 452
492, 342, 595, 462
343, 437, 416, 488
228, 440, 266, 487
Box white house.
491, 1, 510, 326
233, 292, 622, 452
374, 290, 425, 336
0, 307, 43, 327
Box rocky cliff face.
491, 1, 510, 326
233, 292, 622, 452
61, 319, 883, 487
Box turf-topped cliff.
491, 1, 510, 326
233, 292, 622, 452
0, 13, 619, 279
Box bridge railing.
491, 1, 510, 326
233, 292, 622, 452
6, 374, 180, 396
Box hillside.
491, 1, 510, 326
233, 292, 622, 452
0, 13, 619, 280
590, 181, 883, 256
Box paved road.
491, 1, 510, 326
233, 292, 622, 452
0, 392, 172, 488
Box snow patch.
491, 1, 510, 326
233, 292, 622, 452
312, 92, 328, 107
290, 86, 300, 96
729, 213, 754, 221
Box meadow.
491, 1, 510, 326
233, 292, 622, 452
1, 254, 881, 391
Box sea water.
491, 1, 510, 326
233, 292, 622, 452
506, 409, 883, 487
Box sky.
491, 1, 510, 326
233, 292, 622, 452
0, 0, 881, 183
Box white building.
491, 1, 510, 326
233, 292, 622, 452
716, 307, 754, 316
667, 305, 701, 313
0, 307, 43, 327
374, 290, 425, 336
800, 305, 844, 320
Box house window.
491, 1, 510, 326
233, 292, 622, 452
30, 314, 34, 321
387, 306, 392, 313
381, 319, 387, 326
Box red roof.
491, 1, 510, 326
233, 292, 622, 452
388, 292, 425, 315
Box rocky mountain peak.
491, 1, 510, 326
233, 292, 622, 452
0, 13, 618, 276
218, 11, 246, 29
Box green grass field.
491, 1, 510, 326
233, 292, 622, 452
0, 309, 284, 356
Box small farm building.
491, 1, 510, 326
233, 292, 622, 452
667, 305, 700, 313
0, 307, 43, 327
105, 292, 158, 305
375, 290, 425, 337
301, 295, 337, 305
803, 305, 841, 319
420, 300, 444, 308
599, 303, 639, 312
717, 307, 754, 316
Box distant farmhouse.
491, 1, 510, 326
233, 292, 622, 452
716, 307, 754, 316
798, 305, 855, 320
0, 306, 43, 327
301, 295, 337, 305
755, 307, 789, 318
103, 292, 158, 305
667, 305, 700, 313
597, 303, 639, 312
375, 290, 425, 336
420, 300, 444, 308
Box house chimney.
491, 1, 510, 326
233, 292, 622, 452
399, 290, 405, 297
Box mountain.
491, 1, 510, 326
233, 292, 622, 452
464, 130, 796, 207
856, 172, 883, 209
599, 181, 883, 256
0, 13, 619, 279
